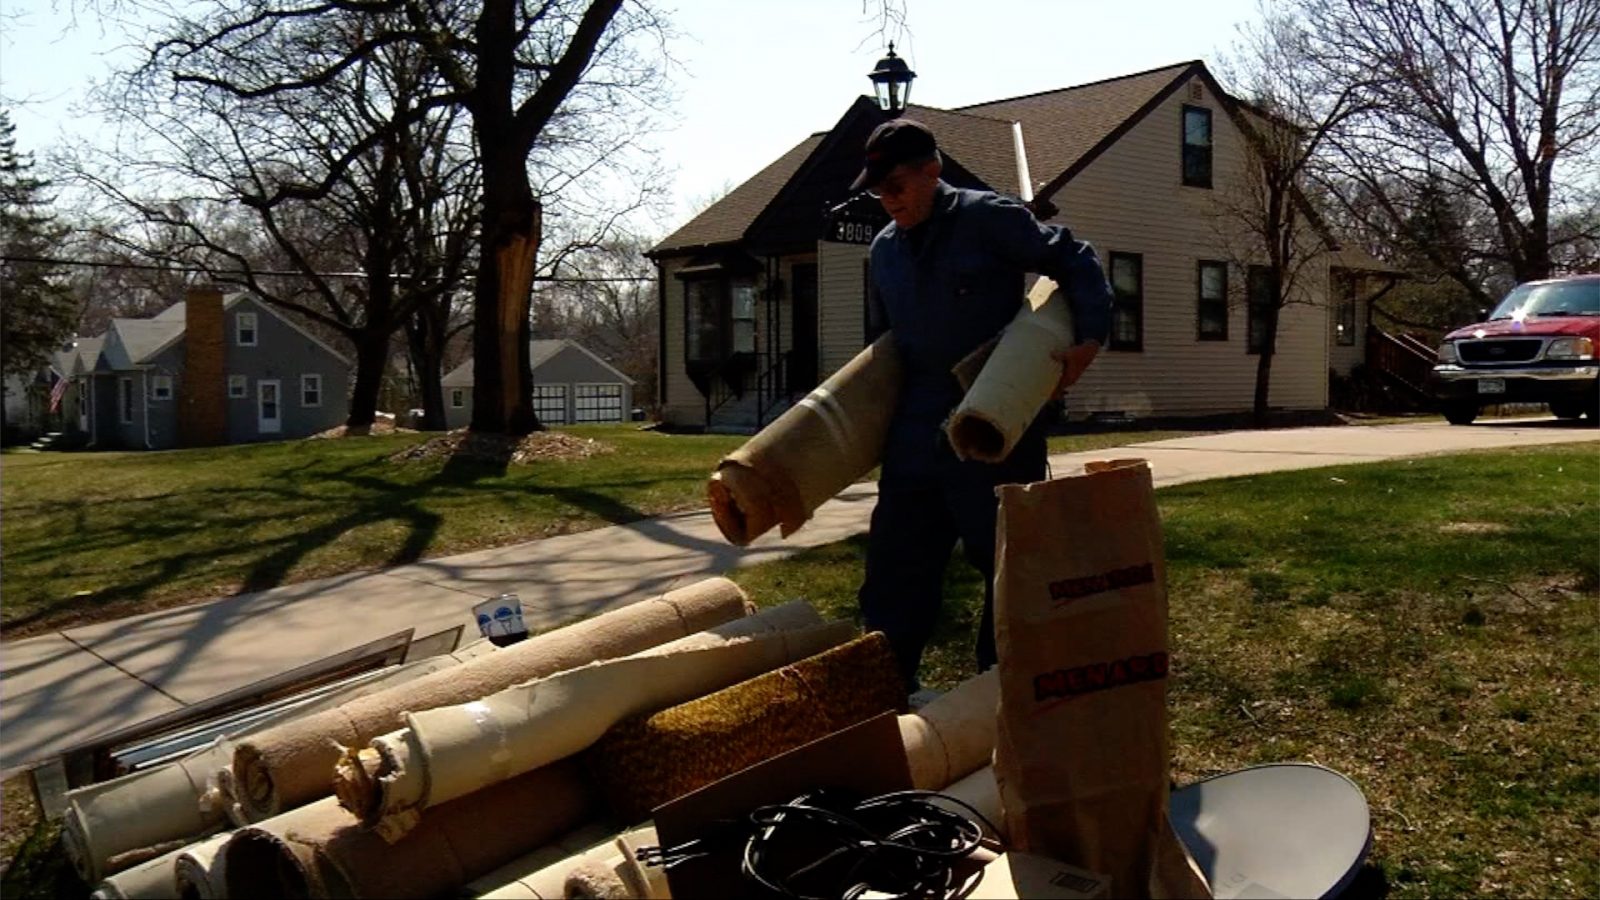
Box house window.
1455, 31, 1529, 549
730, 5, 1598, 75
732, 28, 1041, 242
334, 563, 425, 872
301, 373, 322, 407
683, 276, 758, 364
1107, 253, 1143, 351
236, 312, 258, 346
450, 388, 465, 409
1335, 275, 1357, 346
533, 384, 566, 424
1197, 260, 1229, 340
1182, 105, 1213, 188
119, 377, 134, 423
1247, 265, 1276, 355
229, 374, 247, 398
151, 374, 173, 400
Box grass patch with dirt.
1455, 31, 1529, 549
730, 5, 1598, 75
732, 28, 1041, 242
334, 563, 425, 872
1, 426, 1198, 638
730, 443, 1599, 898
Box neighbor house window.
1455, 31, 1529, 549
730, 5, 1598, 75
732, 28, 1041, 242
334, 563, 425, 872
1197, 260, 1229, 340
450, 388, 465, 408
236, 312, 258, 346
301, 373, 322, 407
1182, 105, 1213, 188
119, 377, 134, 423
228, 374, 247, 398
1335, 275, 1357, 346
151, 374, 173, 400
1107, 253, 1143, 352
1247, 265, 1276, 355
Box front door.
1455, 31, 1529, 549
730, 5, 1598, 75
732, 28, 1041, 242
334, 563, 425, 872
788, 262, 819, 392
76, 380, 89, 432
258, 380, 282, 434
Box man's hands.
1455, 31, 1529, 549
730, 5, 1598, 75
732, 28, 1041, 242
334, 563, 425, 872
1051, 341, 1100, 398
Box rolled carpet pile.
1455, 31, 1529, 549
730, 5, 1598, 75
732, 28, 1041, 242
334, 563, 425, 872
89, 846, 184, 900
464, 823, 617, 898
337, 603, 852, 839
708, 334, 902, 545
473, 826, 664, 900
898, 668, 999, 791
585, 632, 906, 822
933, 765, 1003, 840
174, 831, 231, 899
945, 276, 1074, 463
223, 760, 593, 899
229, 578, 750, 821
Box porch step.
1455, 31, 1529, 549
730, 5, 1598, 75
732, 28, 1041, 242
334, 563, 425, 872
29, 431, 87, 452
707, 393, 797, 435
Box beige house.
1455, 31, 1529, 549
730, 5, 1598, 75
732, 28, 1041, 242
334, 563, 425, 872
648, 60, 1394, 432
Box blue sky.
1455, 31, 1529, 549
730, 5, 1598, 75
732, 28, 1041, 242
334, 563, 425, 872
2, 0, 1262, 231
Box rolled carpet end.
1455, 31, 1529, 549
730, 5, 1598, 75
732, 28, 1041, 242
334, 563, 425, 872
707, 466, 776, 546
563, 859, 631, 899
174, 832, 232, 900
944, 412, 1010, 465
332, 746, 387, 827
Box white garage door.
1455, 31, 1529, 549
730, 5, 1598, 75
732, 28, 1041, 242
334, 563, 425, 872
533, 384, 567, 424
574, 383, 624, 423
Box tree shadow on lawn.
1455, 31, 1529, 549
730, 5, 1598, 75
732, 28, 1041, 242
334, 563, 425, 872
3, 444, 711, 637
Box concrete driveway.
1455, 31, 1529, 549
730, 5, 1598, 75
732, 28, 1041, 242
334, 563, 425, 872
3, 417, 1594, 775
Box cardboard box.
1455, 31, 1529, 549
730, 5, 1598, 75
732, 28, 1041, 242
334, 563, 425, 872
963, 851, 1112, 899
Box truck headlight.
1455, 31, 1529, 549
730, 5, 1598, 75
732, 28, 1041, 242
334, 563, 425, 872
1546, 337, 1596, 360
1437, 342, 1458, 363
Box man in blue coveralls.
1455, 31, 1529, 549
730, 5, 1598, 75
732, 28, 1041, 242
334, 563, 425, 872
853, 119, 1113, 689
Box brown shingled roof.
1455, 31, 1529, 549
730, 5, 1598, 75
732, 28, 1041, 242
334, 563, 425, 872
899, 103, 1020, 196
651, 133, 826, 255
959, 61, 1197, 196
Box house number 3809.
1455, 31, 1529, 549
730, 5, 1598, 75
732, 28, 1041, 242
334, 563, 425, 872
833, 221, 877, 244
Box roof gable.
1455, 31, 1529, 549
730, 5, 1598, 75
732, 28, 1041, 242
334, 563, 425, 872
651, 132, 828, 256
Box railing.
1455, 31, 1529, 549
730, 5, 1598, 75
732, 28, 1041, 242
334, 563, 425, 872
1366, 325, 1436, 398
754, 351, 791, 429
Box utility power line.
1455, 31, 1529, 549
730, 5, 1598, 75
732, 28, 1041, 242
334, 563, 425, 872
0, 253, 654, 283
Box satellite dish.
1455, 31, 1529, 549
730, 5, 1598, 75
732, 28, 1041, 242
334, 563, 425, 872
1171, 763, 1372, 900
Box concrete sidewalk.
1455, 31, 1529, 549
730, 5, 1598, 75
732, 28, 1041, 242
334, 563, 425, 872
3, 418, 1594, 774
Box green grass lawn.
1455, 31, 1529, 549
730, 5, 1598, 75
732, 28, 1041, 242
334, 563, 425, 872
730, 444, 1599, 899
0, 425, 1197, 637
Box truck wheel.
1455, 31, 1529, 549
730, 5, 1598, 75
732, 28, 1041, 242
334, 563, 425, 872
1550, 398, 1586, 420
1443, 401, 1478, 425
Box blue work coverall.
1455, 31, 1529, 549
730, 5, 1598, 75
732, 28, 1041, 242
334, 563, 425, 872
861, 181, 1113, 688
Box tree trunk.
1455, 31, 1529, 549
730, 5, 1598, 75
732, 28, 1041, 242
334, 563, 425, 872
346, 329, 389, 432
405, 304, 450, 431
1253, 303, 1281, 426
470, 144, 542, 435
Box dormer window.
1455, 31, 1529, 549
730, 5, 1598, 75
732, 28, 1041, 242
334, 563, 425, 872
236, 312, 258, 346
1182, 105, 1213, 188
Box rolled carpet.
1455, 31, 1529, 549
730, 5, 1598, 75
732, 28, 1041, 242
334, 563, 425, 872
932, 765, 1003, 841
89, 846, 184, 900
945, 276, 1074, 463
898, 668, 999, 791
708, 334, 902, 545
464, 823, 617, 898
223, 760, 593, 899
337, 603, 852, 840
474, 826, 663, 900
174, 831, 231, 899
230, 578, 750, 821
584, 632, 906, 823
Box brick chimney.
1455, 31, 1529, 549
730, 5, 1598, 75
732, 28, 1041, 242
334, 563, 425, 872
179, 288, 228, 447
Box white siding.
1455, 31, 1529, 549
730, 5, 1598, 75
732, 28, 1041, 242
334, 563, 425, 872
817, 240, 870, 378
659, 257, 704, 427
1052, 74, 1330, 416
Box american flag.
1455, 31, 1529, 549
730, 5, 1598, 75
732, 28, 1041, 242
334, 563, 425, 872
48, 376, 70, 413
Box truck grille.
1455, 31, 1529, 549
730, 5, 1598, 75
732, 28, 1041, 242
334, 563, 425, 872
1457, 338, 1543, 364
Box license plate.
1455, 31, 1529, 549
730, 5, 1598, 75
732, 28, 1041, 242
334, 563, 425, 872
1477, 379, 1506, 395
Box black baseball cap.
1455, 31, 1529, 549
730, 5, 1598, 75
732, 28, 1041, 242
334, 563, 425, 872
850, 119, 938, 191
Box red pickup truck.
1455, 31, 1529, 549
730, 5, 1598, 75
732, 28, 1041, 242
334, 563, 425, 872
1430, 274, 1599, 425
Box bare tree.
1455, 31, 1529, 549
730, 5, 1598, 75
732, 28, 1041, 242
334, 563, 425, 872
1294, 0, 1600, 304
535, 235, 658, 410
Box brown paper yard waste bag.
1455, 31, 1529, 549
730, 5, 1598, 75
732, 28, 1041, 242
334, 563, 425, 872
946, 276, 1075, 463
335, 602, 853, 839
584, 632, 906, 822
993, 460, 1210, 899
709, 333, 902, 545
229, 577, 750, 821
223, 760, 592, 899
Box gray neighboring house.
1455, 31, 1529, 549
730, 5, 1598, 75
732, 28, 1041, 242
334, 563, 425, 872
53, 289, 353, 449
442, 339, 635, 429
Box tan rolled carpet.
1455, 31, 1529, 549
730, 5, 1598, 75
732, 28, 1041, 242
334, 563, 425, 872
337, 602, 851, 839
945, 277, 1074, 463
708, 334, 902, 545
584, 632, 906, 823
932, 765, 1004, 841
174, 831, 231, 900
89, 846, 183, 900
230, 578, 750, 821
898, 668, 998, 791
468, 825, 664, 900
466, 823, 617, 898
223, 760, 593, 899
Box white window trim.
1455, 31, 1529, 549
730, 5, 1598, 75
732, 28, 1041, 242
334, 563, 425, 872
257, 379, 282, 433
151, 374, 174, 400
449, 388, 465, 409
229, 374, 248, 398
572, 382, 624, 423
301, 373, 323, 408
119, 376, 134, 424
236, 312, 259, 347
533, 383, 567, 424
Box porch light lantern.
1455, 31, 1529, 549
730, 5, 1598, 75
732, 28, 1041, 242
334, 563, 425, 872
869, 43, 915, 114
